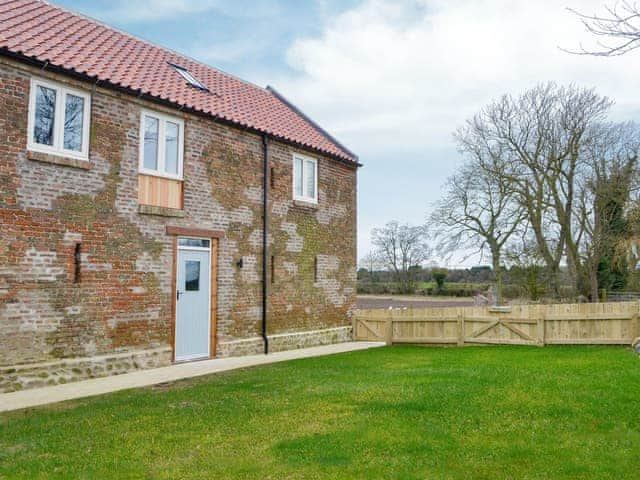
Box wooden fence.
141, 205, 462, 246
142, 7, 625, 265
354, 302, 640, 347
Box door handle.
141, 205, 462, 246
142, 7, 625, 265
177, 290, 182, 301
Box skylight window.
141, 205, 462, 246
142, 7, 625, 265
169, 63, 209, 92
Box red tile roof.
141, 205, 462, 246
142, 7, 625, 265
0, 0, 358, 163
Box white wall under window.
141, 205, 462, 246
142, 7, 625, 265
139, 110, 184, 180
293, 153, 318, 203
27, 77, 91, 160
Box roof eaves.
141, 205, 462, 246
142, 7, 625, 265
266, 85, 361, 166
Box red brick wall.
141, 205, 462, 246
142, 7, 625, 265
0, 57, 357, 366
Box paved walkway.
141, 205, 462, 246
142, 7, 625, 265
0, 342, 384, 413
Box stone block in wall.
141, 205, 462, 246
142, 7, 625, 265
0, 347, 172, 393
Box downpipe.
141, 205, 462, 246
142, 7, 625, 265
262, 135, 269, 355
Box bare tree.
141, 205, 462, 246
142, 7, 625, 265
359, 251, 379, 273
358, 251, 383, 282
576, 121, 640, 299
371, 221, 430, 294
456, 83, 613, 298
567, 1, 640, 56
504, 239, 549, 301
430, 157, 525, 305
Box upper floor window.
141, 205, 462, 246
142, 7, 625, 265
139, 110, 184, 179
27, 78, 91, 160
293, 153, 317, 203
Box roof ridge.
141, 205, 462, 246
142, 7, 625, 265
36, 0, 271, 94
266, 86, 359, 163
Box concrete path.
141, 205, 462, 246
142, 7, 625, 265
0, 342, 384, 413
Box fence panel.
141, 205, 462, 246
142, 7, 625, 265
354, 302, 640, 346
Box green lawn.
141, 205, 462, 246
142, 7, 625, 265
1, 346, 639, 479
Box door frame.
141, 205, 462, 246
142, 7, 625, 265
168, 226, 222, 363
174, 238, 211, 362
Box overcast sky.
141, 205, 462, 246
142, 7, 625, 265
57, 0, 640, 266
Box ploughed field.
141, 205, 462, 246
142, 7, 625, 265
356, 294, 475, 309
1, 346, 639, 479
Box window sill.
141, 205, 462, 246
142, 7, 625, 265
27, 150, 91, 170
138, 204, 185, 218
292, 199, 319, 211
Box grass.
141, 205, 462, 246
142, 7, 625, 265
1, 346, 639, 479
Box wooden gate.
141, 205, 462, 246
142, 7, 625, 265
354, 302, 639, 347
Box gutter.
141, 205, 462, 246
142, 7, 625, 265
262, 135, 269, 355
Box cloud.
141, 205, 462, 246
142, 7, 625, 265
270, 0, 640, 260
189, 37, 264, 64
94, 0, 220, 22
280, 0, 639, 148
94, 0, 279, 23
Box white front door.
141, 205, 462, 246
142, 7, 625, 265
175, 239, 211, 361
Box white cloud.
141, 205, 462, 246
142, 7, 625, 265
96, 0, 278, 23
280, 0, 639, 148
271, 0, 640, 259
96, 0, 220, 22
190, 38, 261, 64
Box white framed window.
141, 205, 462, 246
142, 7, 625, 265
139, 110, 184, 180
27, 78, 91, 160
292, 153, 318, 203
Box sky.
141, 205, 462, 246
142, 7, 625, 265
56, 0, 640, 267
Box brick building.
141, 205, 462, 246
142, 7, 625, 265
0, 0, 359, 392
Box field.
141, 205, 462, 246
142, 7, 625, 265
357, 281, 488, 297
356, 294, 475, 309
1, 346, 639, 479
417, 281, 487, 290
